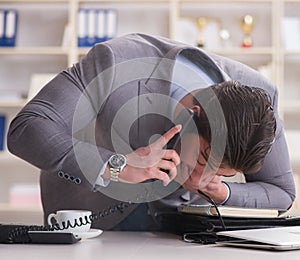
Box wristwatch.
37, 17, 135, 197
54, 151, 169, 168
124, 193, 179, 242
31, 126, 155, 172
108, 154, 127, 182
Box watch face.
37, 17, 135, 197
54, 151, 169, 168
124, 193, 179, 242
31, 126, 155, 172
109, 154, 126, 168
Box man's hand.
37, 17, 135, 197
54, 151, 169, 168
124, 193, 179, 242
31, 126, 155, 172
116, 125, 182, 186
176, 162, 229, 204
198, 175, 229, 204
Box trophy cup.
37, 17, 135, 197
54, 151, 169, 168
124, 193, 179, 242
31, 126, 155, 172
240, 14, 254, 48
196, 17, 208, 47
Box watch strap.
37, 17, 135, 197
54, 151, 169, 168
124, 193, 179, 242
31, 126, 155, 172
110, 167, 120, 182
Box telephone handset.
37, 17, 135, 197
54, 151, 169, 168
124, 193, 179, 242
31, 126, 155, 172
166, 108, 197, 150
160, 108, 197, 176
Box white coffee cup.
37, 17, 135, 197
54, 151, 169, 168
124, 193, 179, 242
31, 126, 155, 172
47, 210, 92, 233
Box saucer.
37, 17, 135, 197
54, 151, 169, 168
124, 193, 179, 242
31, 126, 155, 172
73, 229, 103, 239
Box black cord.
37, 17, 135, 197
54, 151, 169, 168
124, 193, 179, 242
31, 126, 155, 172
197, 190, 226, 230
5, 201, 132, 243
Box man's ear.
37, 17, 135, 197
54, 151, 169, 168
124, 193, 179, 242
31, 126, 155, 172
191, 105, 201, 117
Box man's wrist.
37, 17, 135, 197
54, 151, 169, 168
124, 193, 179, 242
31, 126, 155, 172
102, 163, 111, 180
219, 181, 231, 205
108, 154, 127, 182
94, 161, 110, 188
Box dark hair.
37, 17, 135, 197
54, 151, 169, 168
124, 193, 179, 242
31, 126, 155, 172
193, 80, 276, 174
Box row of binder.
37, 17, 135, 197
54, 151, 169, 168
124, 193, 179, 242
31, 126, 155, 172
78, 8, 118, 47
0, 9, 18, 47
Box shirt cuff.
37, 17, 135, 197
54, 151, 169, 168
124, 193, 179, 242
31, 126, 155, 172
219, 181, 231, 205
95, 161, 110, 187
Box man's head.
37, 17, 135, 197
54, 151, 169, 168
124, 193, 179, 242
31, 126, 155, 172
192, 80, 276, 175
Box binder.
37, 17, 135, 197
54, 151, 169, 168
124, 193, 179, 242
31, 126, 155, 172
96, 9, 106, 43
5, 10, 18, 46
77, 8, 87, 47
77, 8, 118, 47
0, 9, 18, 47
0, 114, 6, 151
87, 9, 97, 47
106, 9, 117, 41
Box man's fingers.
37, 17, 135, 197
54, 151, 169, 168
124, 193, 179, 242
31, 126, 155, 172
168, 167, 177, 182
148, 170, 170, 186
155, 124, 182, 148
157, 159, 176, 172
206, 175, 222, 185
163, 149, 181, 166
147, 161, 178, 186
201, 176, 222, 191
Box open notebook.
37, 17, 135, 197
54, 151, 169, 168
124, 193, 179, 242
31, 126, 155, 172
177, 204, 280, 218
216, 226, 300, 251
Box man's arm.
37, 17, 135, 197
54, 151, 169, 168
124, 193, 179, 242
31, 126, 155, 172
224, 123, 296, 209
7, 43, 117, 190
211, 53, 296, 210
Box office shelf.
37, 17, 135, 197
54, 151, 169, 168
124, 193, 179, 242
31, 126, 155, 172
0, 47, 68, 55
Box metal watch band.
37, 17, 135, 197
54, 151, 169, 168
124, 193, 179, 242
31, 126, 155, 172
110, 168, 120, 182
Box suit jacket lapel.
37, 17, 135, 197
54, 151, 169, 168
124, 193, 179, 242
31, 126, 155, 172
134, 46, 229, 149
135, 79, 171, 148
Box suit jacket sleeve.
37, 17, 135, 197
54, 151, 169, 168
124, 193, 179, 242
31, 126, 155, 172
211, 53, 296, 210
7, 43, 116, 190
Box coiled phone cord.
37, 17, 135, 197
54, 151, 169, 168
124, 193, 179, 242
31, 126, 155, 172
7, 201, 132, 243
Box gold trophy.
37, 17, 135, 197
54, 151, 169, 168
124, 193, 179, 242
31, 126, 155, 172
196, 17, 208, 47
241, 14, 254, 48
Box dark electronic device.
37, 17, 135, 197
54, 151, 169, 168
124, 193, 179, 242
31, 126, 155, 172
0, 224, 81, 244
166, 108, 197, 150
28, 231, 80, 244
159, 108, 197, 176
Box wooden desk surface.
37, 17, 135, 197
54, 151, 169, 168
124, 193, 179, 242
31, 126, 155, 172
0, 231, 300, 260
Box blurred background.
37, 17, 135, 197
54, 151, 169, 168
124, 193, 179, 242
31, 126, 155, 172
1, 0, 300, 224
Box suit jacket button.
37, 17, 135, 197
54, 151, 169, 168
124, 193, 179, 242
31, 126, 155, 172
75, 178, 81, 185
58, 171, 64, 178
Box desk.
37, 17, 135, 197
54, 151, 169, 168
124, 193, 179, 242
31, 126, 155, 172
0, 231, 299, 260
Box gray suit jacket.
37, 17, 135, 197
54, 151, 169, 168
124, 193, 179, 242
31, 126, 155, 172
7, 33, 295, 229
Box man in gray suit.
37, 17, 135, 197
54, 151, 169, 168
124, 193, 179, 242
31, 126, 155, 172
7, 33, 295, 231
